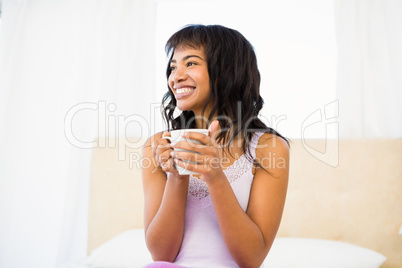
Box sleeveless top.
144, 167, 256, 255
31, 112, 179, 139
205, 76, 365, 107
174, 132, 264, 268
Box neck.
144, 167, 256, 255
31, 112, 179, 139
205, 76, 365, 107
193, 110, 214, 129
195, 118, 206, 129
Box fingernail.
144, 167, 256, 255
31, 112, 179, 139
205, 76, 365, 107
170, 142, 177, 147
170, 151, 175, 157
181, 132, 188, 138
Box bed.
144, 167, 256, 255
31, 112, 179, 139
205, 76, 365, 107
67, 138, 402, 267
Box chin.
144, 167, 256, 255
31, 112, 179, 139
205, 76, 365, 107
176, 102, 194, 113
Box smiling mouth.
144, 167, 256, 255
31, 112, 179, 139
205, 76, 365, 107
176, 87, 195, 94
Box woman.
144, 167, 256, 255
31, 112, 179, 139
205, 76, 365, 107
142, 24, 289, 268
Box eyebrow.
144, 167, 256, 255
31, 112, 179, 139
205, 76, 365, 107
170, 55, 205, 64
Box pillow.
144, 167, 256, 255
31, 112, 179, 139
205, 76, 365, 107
84, 229, 153, 267
84, 231, 387, 268
264, 238, 387, 268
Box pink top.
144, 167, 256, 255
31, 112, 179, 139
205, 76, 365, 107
174, 132, 264, 267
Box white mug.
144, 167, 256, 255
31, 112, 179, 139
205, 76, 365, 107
163, 129, 209, 175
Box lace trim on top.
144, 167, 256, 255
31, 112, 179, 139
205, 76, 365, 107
187, 132, 264, 208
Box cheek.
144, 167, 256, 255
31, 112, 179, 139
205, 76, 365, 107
202, 77, 211, 91
195, 72, 209, 86
201, 71, 210, 86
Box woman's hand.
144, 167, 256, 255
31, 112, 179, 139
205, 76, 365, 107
170, 121, 224, 183
152, 132, 177, 174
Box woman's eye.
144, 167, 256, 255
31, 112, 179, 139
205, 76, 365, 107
170, 66, 177, 71
187, 62, 196, 67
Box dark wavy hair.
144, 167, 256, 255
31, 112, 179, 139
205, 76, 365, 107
162, 24, 288, 161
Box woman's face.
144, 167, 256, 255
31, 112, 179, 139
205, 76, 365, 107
168, 46, 212, 116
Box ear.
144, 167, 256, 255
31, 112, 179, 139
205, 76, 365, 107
208, 120, 220, 137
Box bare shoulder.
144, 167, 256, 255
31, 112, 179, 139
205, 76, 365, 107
254, 133, 290, 175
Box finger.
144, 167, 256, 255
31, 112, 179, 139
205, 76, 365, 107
173, 141, 218, 158
181, 132, 211, 146
171, 150, 204, 164
152, 136, 166, 157
152, 139, 170, 158
161, 158, 175, 172
171, 141, 211, 155
162, 131, 171, 138
174, 155, 222, 174
174, 158, 198, 174
208, 120, 220, 136
151, 140, 159, 158
158, 148, 173, 165
173, 158, 217, 174
162, 131, 172, 142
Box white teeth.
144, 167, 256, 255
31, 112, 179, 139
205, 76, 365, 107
176, 87, 195, 94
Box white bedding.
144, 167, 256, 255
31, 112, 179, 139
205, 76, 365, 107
58, 260, 91, 268
61, 229, 386, 268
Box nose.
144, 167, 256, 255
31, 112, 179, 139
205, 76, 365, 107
170, 66, 188, 84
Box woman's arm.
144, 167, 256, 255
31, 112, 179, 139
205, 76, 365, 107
209, 134, 289, 267
142, 132, 189, 262
173, 132, 289, 267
